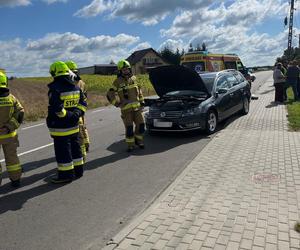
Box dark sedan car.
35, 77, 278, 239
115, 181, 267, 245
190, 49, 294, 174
145, 65, 251, 134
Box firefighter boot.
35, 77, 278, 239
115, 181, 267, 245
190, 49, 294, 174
10, 179, 21, 188
74, 165, 84, 179
135, 138, 145, 149
51, 170, 74, 184
127, 146, 135, 152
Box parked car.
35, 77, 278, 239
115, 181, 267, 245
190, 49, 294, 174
145, 65, 251, 134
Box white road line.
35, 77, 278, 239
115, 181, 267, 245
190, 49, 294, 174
91, 109, 105, 113
22, 123, 45, 130
0, 143, 53, 163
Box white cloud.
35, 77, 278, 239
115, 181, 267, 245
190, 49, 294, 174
75, 0, 216, 25
159, 39, 184, 52
74, 0, 112, 18
156, 0, 289, 66
184, 25, 287, 67
1, 32, 142, 77
130, 42, 152, 52
161, 0, 288, 38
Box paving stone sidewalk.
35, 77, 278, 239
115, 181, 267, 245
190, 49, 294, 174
102, 78, 300, 250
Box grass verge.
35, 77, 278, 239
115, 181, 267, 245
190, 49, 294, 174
286, 87, 300, 131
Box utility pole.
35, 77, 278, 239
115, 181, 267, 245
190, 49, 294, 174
287, 0, 295, 58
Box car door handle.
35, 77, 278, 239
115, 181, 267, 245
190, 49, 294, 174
230, 93, 234, 96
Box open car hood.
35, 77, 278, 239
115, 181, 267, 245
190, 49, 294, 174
149, 65, 210, 98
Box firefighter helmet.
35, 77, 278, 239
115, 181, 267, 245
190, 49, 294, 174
0, 71, 8, 89
65, 61, 78, 72
117, 60, 131, 70
49, 61, 70, 77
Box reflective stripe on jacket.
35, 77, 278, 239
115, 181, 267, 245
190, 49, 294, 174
0, 92, 24, 143
106, 75, 144, 111
47, 76, 87, 136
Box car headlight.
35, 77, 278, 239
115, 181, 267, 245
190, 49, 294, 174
182, 106, 203, 117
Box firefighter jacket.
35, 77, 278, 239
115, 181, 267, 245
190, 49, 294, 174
107, 75, 144, 112
46, 75, 87, 137
77, 79, 87, 98
0, 89, 24, 143
71, 73, 87, 98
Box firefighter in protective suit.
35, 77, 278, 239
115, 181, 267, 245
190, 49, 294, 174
65, 61, 90, 161
0, 72, 24, 187
47, 61, 87, 183
107, 59, 145, 152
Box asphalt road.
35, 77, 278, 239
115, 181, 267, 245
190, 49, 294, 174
0, 71, 272, 250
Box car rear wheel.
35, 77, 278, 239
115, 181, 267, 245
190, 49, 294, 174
241, 97, 250, 115
205, 110, 217, 134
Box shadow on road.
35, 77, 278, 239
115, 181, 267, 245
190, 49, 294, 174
1, 157, 56, 180
0, 180, 62, 215
259, 88, 274, 95
108, 131, 209, 156
0, 125, 209, 214
85, 131, 209, 169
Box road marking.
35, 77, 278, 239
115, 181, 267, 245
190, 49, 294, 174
0, 143, 53, 163
22, 123, 45, 130
92, 109, 105, 113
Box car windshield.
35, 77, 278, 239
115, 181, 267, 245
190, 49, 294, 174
199, 74, 216, 94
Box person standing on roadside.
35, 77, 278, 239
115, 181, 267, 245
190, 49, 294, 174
286, 60, 300, 101
0, 71, 24, 187
47, 61, 87, 183
106, 59, 145, 152
280, 61, 288, 101
273, 63, 285, 103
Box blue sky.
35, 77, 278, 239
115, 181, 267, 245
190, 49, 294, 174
0, 0, 295, 76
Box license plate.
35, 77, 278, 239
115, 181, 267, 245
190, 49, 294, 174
153, 119, 172, 128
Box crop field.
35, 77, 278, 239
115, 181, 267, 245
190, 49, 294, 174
8, 74, 155, 122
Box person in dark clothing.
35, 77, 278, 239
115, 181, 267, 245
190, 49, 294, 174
47, 61, 87, 183
280, 63, 288, 101
286, 61, 300, 101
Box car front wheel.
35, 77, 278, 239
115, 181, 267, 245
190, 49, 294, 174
241, 97, 250, 115
205, 110, 217, 134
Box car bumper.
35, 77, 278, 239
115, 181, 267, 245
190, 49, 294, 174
146, 114, 206, 132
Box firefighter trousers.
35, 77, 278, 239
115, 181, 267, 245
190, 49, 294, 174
53, 133, 84, 180
78, 117, 89, 162
121, 109, 145, 147
0, 136, 22, 185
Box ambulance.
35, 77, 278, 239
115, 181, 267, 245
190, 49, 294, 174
180, 51, 246, 73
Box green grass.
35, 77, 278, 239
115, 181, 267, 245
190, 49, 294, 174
21, 74, 155, 94
81, 74, 155, 95
286, 87, 300, 130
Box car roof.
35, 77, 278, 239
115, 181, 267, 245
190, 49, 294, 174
199, 69, 239, 79
199, 72, 218, 78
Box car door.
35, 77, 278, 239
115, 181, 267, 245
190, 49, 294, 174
225, 73, 243, 114
214, 75, 234, 120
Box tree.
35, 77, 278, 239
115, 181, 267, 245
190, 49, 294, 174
159, 47, 182, 65
277, 46, 300, 63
